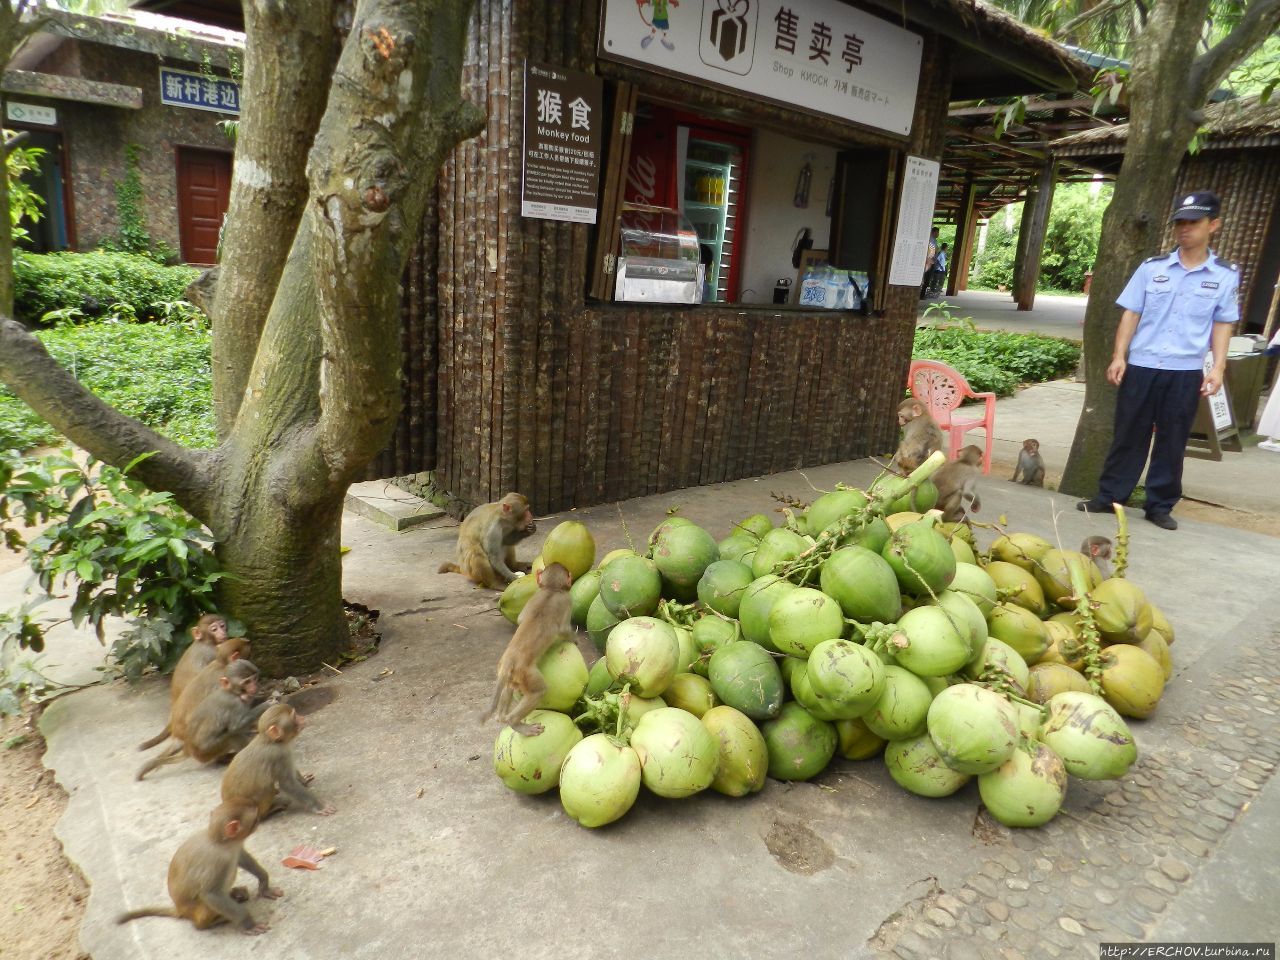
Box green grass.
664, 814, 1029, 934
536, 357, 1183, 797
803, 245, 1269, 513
912, 326, 1080, 397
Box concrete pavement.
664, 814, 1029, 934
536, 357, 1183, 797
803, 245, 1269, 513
920, 289, 1088, 342
32, 459, 1280, 960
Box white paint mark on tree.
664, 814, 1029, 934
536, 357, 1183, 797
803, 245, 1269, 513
235, 156, 275, 191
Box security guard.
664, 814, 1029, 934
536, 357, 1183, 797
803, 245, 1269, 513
1078, 190, 1239, 531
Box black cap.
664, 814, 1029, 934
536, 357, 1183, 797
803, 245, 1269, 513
1170, 190, 1221, 222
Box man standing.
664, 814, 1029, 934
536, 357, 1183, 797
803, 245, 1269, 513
1077, 190, 1238, 531
922, 226, 939, 300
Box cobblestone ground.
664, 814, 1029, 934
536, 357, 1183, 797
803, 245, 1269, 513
875, 622, 1280, 960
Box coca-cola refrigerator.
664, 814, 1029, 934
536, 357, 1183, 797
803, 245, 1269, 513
676, 125, 749, 304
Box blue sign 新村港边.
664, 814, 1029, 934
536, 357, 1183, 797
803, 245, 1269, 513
159, 67, 239, 114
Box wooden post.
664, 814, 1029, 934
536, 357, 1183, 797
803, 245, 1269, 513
1014, 158, 1057, 311
956, 211, 977, 293
947, 175, 976, 297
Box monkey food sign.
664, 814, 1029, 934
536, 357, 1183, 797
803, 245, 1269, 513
598, 0, 922, 136
521, 61, 605, 224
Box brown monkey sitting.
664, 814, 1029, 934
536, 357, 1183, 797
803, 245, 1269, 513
933, 445, 984, 523
137, 660, 270, 781
894, 398, 944, 472
438, 492, 537, 590
138, 636, 251, 752
480, 562, 573, 735
116, 800, 281, 935
171, 614, 229, 701
1011, 438, 1046, 486
220, 704, 335, 818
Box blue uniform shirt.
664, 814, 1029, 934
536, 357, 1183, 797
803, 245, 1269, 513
1116, 249, 1239, 371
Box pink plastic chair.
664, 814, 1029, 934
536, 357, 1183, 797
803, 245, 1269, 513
907, 360, 996, 475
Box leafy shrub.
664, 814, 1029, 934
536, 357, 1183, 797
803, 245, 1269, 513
0, 320, 215, 452
13, 250, 200, 324
912, 325, 1080, 397
0, 450, 229, 711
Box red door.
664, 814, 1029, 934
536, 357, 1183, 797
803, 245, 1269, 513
176, 147, 232, 265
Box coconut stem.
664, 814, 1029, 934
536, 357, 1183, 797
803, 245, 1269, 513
1112, 504, 1130, 579
1065, 556, 1106, 695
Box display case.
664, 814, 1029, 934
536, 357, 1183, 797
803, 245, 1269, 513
614, 204, 704, 304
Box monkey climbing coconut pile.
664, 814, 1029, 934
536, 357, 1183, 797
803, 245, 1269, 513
491, 459, 1172, 830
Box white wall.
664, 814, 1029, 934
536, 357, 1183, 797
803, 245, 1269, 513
738, 128, 839, 305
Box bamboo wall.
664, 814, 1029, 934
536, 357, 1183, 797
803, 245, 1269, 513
381, 0, 953, 513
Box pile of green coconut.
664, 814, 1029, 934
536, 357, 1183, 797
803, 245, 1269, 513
492, 452, 1172, 830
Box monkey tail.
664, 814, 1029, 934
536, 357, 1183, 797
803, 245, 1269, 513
117, 907, 178, 924
137, 727, 170, 751
438, 561, 460, 575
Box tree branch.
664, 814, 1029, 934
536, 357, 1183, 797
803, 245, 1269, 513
1190, 0, 1280, 98
209, 0, 337, 438
0, 319, 214, 521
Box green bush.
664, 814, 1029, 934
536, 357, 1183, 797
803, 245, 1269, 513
13, 250, 200, 324
0, 321, 215, 451
912, 326, 1080, 397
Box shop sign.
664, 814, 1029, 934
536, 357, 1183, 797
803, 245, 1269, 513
159, 67, 240, 114
521, 60, 605, 223
599, 0, 921, 136
5, 102, 57, 126
887, 155, 939, 288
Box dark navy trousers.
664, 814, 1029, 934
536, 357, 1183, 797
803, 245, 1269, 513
1096, 365, 1202, 516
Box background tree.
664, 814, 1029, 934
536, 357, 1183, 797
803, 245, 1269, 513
0, 0, 484, 673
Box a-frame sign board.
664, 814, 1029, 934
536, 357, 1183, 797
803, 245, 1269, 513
1186, 357, 1243, 461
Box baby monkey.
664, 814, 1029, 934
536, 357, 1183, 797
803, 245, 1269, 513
220, 704, 335, 818
933, 445, 984, 523
1081, 535, 1113, 579
894, 398, 944, 472
1012, 438, 1046, 486
480, 562, 573, 736
439, 492, 537, 590
116, 800, 281, 935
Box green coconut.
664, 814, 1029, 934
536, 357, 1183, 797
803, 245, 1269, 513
805, 489, 870, 535
663, 672, 718, 717
586, 594, 622, 653
733, 513, 775, 539
690, 615, 739, 677
1032, 549, 1091, 608
949, 536, 977, 565
989, 532, 1053, 571
979, 738, 1068, 827
961, 636, 1030, 694
761, 702, 837, 781
926, 683, 1019, 775
835, 716, 887, 760
779, 655, 806, 686
886, 479, 939, 516
849, 516, 892, 554
498, 574, 539, 625
893, 606, 974, 677
985, 561, 1049, 617
885, 734, 972, 797
819, 546, 903, 624
738, 575, 798, 650
1040, 691, 1137, 780
1014, 701, 1044, 741
806, 639, 885, 719
937, 590, 988, 654
650, 523, 720, 602
717, 534, 759, 567
598, 548, 636, 569
605, 616, 680, 698
701, 705, 769, 796
949, 562, 998, 618
1093, 578, 1153, 645
618, 691, 667, 734
493, 709, 584, 795
988, 601, 1051, 664
1136, 629, 1173, 681
585, 656, 613, 696
672, 624, 698, 673
569, 569, 602, 628
1025, 662, 1091, 704
751, 528, 810, 579
1150, 604, 1175, 645
790, 667, 842, 722
708, 640, 785, 720
863, 665, 934, 740
697, 559, 755, 619
882, 518, 957, 597
598, 554, 662, 618
559, 734, 642, 828
630, 707, 720, 798
1098, 643, 1165, 719
768, 587, 845, 658
536, 641, 590, 712
540, 521, 596, 579
1041, 620, 1086, 671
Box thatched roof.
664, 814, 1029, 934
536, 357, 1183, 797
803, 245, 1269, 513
1053, 97, 1280, 156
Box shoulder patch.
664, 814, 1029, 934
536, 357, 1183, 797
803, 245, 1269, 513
1143, 255, 1164, 264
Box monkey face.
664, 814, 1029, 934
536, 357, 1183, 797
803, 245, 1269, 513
208, 618, 228, 642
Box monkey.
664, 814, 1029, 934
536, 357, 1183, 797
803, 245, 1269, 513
1011, 438, 1046, 486
932, 445, 984, 523
138, 636, 251, 752
480, 562, 574, 736
437, 492, 537, 590
1081, 535, 1113, 580
172, 614, 229, 702
220, 704, 335, 819
116, 800, 281, 934
137, 659, 271, 781
893, 398, 944, 473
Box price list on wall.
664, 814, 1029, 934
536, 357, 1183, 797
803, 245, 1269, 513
887, 156, 940, 288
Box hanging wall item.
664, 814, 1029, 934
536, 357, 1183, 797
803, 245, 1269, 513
794, 160, 812, 209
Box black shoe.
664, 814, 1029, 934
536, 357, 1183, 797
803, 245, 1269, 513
1077, 499, 1113, 514
1145, 513, 1177, 530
